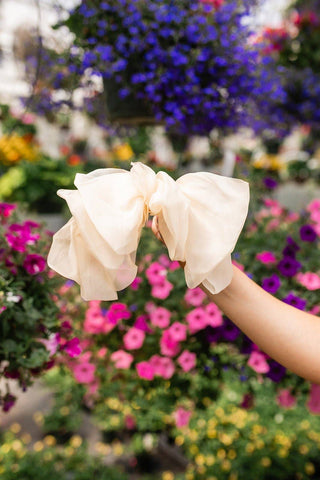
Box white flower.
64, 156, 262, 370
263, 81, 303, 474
6, 292, 22, 303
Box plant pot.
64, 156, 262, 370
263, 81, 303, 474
103, 78, 162, 126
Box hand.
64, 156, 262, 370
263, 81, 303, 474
151, 215, 185, 268
151, 215, 165, 244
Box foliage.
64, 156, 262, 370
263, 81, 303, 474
0, 204, 80, 412
0, 430, 128, 480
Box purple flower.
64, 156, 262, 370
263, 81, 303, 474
262, 274, 281, 293
221, 319, 240, 341
206, 326, 222, 343
2, 393, 16, 412
300, 224, 317, 242
266, 360, 286, 382
277, 257, 301, 277
282, 293, 307, 311
23, 254, 46, 275
263, 177, 278, 189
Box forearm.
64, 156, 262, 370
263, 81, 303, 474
200, 265, 320, 384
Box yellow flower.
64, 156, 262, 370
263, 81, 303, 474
221, 459, 231, 471
33, 441, 44, 452
113, 143, 134, 161
162, 471, 174, 480
229, 473, 238, 480
189, 444, 199, 455
305, 462, 315, 475
278, 448, 288, 458
70, 435, 83, 448
228, 449, 237, 460
44, 435, 57, 447
261, 457, 271, 467
59, 406, 70, 416
206, 455, 216, 466
245, 443, 255, 454
195, 454, 205, 466
10, 423, 21, 434
299, 444, 309, 455
175, 435, 184, 446
217, 448, 226, 460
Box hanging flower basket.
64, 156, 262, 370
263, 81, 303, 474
103, 78, 161, 126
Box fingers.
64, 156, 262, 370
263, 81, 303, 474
151, 215, 165, 244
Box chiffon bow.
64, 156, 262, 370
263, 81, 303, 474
47, 162, 249, 301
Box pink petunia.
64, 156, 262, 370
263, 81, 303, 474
307, 384, 320, 414
168, 322, 187, 342
0, 202, 16, 218
123, 327, 145, 350
23, 254, 46, 275
277, 389, 296, 409
130, 276, 143, 291
205, 303, 223, 327
296, 272, 320, 291
307, 199, 320, 213
73, 362, 96, 384
256, 251, 277, 264
146, 261, 166, 286
84, 308, 109, 334
107, 302, 131, 324
150, 355, 175, 379
173, 407, 192, 428
151, 278, 173, 299
177, 350, 196, 372
97, 347, 108, 358
247, 351, 270, 374
184, 287, 206, 307
136, 361, 155, 380
169, 261, 180, 271
63, 337, 81, 358
158, 254, 171, 268
134, 314, 153, 332
39, 333, 60, 356
150, 307, 171, 328
110, 349, 133, 369
160, 330, 181, 357
186, 307, 207, 333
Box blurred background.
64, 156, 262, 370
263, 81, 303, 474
1, 1, 320, 479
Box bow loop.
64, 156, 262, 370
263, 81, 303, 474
48, 162, 249, 301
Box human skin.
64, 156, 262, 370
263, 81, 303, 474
151, 216, 320, 384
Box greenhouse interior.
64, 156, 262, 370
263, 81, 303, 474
1, 0, 320, 479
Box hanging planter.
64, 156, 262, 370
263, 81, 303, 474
59, 0, 285, 136
103, 78, 161, 126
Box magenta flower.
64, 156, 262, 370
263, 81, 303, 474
0, 202, 16, 218
277, 389, 296, 409
307, 383, 320, 414
107, 302, 131, 324
150, 306, 171, 328
177, 350, 196, 372
136, 361, 155, 380
151, 277, 173, 299
23, 254, 46, 275
205, 303, 223, 327
130, 276, 143, 290
111, 349, 134, 369
160, 330, 181, 357
186, 307, 207, 333
63, 337, 81, 358
73, 362, 96, 384
173, 407, 192, 428
247, 351, 269, 374
184, 287, 206, 307
168, 322, 187, 342
123, 327, 145, 350
134, 314, 153, 332
256, 251, 277, 264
